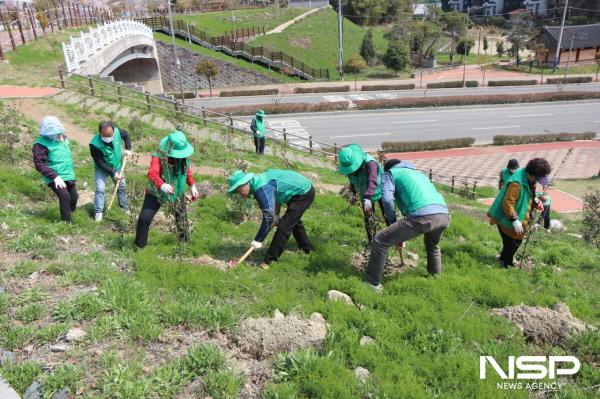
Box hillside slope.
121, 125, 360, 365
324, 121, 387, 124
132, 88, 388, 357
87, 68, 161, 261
0, 99, 598, 398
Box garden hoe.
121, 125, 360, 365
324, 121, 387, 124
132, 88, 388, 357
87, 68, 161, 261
105, 155, 127, 218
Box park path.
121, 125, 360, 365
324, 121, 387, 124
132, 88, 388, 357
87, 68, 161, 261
265, 5, 328, 35
0, 86, 59, 98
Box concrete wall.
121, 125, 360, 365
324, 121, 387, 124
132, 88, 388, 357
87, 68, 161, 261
110, 58, 163, 93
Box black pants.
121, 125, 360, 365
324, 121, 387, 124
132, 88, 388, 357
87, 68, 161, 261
134, 193, 188, 248
364, 199, 389, 242
498, 226, 522, 267
542, 205, 551, 229
265, 186, 315, 263
48, 180, 78, 223
254, 136, 265, 154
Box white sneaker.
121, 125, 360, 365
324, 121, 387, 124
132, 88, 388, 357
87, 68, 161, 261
364, 282, 383, 292
94, 213, 103, 222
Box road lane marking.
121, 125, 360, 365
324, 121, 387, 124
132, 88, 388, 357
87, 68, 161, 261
323, 95, 351, 102
391, 119, 438, 124
329, 133, 390, 139
508, 113, 554, 118
470, 125, 521, 130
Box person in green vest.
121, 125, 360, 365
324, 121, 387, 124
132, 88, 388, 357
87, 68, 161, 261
498, 159, 519, 190
250, 109, 266, 155
338, 144, 387, 242
89, 121, 133, 222
364, 159, 450, 291
488, 158, 551, 267
535, 191, 552, 229
228, 169, 315, 269
134, 131, 199, 248
32, 116, 78, 223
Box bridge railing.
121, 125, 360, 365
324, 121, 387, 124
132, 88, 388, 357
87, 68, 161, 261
62, 20, 154, 72
58, 68, 340, 161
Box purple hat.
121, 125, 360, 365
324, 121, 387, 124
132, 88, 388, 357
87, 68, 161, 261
536, 175, 549, 187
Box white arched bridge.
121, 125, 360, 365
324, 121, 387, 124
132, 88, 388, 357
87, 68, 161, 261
62, 20, 163, 93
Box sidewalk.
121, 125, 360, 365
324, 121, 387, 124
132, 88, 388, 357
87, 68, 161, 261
385, 140, 600, 213
0, 86, 60, 98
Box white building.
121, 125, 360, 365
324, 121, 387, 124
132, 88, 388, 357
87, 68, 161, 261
522, 0, 548, 16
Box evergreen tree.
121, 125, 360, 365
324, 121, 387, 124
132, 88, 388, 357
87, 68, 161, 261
360, 29, 376, 65
383, 39, 410, 76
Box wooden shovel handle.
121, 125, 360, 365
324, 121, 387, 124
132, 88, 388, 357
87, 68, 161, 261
235, 246, 255, 266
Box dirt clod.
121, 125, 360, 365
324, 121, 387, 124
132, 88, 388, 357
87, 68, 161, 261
235, 310, 327, 359
359, 336, 374, 346
189, 255, 230, 271
326, 290, 354, 305
354, 366, 370, 383
491, 303, 590, 346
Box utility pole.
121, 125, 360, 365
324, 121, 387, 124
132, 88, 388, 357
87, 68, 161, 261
564, 32, 586, 79
553, 0, 569, 72
337, 0, 344, 80
168, 0, 185, 104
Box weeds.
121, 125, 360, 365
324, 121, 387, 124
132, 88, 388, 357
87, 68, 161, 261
15, 303, 44, 323
40, 364, 80, 399
0, 361, 43, 395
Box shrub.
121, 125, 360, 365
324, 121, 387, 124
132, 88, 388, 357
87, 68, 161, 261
170, 92, 196, 99
381, 137, 475, 152
492, 132, 596, 145
488, 80, 537, 86
581, 190, 600, 248
546, 76, 593, 84
361, 84, 415, 91
208, 101, 349, 116
426, 80, 478, 89
220, 88, 279, 97
293, 86, 350, 94
355, 91, 600, 111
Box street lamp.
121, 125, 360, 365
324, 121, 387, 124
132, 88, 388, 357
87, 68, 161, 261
337, 0, 344, 80
563, 32, 587, 79
168, 0, 185, 104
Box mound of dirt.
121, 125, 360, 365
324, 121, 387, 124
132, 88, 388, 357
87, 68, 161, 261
235, 310, 327, 359
189, 255, 230, 271
292, 37, 312, 48
491, 303, 590, 347
351, 249, 417, 277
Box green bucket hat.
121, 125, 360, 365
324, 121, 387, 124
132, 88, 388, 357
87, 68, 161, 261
159, 130, 194, 158
338, 144, 366, 175
228, 170, 254, 193
256, 109, 265, 118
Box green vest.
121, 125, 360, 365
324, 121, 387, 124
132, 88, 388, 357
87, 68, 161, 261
253, 117, 265, 138
347, 155, 382, 202
388, 167, 446, 216
500, 168, 515, 187
250, 169, 312, 204
147, 155, 190, 204
90, 128, 123, 171
489, 168, 533, 229
34, 136, 76, 184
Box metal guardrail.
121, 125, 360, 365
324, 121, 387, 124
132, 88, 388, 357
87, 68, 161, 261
61, 20, 153, 72
138, 16, 329, 81
58, 69, 339, 160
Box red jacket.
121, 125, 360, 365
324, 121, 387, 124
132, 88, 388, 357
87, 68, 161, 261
147, 156, 195, 190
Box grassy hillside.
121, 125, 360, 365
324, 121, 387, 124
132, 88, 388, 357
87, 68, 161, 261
0, 98, 598, 398
180, 7, 308, 36
249, 8, 398, 81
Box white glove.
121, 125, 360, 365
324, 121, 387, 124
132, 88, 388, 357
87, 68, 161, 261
190, 184, 199, 200
273, 215, 280, 226
251, 240, 263, 249
53, 176, 66, 189
124, 150, 133, 158
397, 242, 406, 249
114, 171, 124, 181
363, 199, 373, 213
512, 220, 524, 234
160, 183, 175, 194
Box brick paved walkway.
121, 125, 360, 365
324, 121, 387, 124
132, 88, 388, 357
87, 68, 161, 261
385, 140, 600, 213
0, 86, 59, 98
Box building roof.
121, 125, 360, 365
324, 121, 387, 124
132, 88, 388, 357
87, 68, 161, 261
544, 23, 600, 50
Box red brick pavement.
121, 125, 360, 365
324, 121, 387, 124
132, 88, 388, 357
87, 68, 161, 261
386, 140, 600, 213
0, 86, 59, 98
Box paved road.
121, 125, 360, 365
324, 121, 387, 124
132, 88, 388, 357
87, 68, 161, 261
189, 83, 600, 108
242, 101, 600, 149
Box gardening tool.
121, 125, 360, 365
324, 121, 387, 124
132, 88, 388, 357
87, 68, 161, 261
229, 246, 255, 268
105, 155, 127, 217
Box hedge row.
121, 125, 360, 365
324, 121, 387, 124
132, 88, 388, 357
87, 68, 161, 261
426, 80, 478, 89
293, 86, 350, 94
220, 88, 279, 97
354, 91, 600, 111
493, 132, 597, 145
208, 101, 349, 116
361, 84, 416, 91
488, 80, 537, 86
546, 76, 593, 84
382, 137, 475, 152
171, 92, 196, 99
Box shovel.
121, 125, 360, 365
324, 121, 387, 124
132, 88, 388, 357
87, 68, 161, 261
105, 155, 127, 217
229, 246, 255, 268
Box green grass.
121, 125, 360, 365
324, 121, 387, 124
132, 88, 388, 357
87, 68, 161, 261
553, 176, 600, 199
0, 98, 598, 398
249, 8, 395, 81
179, 7, 308, 36
497, 63, 600, 77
